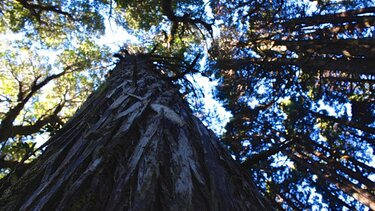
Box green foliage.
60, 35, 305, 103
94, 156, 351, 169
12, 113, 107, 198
212, 0, 375, 209
114, 0, 210, 58
0, 0, 111, 174
2, 140, 35, 162
115, 0, 163, 30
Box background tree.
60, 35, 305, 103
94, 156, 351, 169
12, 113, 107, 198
211, 0, 375, 210
0, 0, 111, 176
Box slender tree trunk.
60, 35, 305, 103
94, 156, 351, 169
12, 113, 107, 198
0, 55, 272, 211
289, 150, 375, 210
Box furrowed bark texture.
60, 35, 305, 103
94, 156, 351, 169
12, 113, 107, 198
0, 55, 272, 211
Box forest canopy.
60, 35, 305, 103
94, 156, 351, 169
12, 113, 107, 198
0, 0, 374, 210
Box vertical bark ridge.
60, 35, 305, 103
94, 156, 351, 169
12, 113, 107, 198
0, 55, 273, 211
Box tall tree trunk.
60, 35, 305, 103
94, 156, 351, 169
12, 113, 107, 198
0, 55, 272, 210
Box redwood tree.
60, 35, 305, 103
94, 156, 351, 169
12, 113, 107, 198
0, 55, 273, 210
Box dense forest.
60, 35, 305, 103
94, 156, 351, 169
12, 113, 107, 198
0, 0, 374, 210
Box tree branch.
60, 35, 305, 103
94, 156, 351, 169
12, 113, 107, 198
15, 0, 74, 24
0, 159, 29, 169
160, 0, 212, 45
11, 103, 64, 137
241, 140, 293, 168
0, 71, 67, 143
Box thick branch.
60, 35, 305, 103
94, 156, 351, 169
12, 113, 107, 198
0, 71, 67, 143
241, 140, 293, 168
11, 103, 64, 138
160, 0, 212, 44
0, 159, 29, 170
15, 0, 74, 23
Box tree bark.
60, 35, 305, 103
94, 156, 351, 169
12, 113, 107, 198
0, 55, 272, 210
